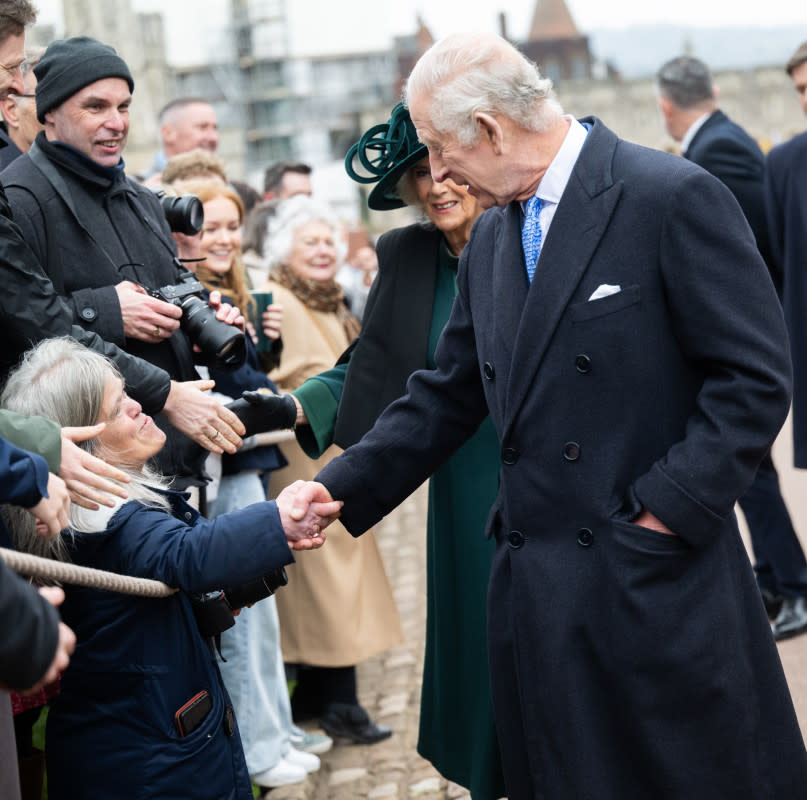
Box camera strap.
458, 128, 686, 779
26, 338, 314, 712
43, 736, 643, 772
27, 141, 121, 292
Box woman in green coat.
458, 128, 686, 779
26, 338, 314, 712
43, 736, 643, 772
289, 104, 506, 800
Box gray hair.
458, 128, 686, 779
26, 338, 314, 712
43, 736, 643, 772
1, 338, 170, 560
264, 194, 347, 273
21, 45, 44, 78
656, 56, 714, 110
404, 32, 562, 147
394, 168, 437, 231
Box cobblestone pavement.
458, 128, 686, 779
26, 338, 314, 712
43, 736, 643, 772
264, 483, 469, 800
266, 415, 807, 799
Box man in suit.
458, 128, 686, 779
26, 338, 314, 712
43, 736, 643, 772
765, 39, 807, 635
310, 33, 807, 799
657, 55, 807, 640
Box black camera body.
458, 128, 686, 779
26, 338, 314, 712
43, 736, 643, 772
223, 567, 288, 610
191, 567, 288, 639
150, 273, 246, 369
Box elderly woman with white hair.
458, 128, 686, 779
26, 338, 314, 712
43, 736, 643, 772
0, 337, 338, 800
261, 195, 402, 745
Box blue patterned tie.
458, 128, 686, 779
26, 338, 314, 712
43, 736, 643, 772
521, 195, 544, 283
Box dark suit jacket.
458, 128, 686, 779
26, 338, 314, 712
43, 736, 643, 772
685, 109, 777, 284
765, 130, 807, 467
334, 224, 442, 448
319, 117, 804, 799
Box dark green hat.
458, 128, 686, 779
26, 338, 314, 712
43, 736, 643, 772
35, 36, 134, 123
344, 102, 427, 211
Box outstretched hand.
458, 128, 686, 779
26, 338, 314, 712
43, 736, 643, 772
276, 480, 342, 551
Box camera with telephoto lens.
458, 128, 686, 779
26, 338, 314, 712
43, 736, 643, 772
156, 190, 204, 235
150, 271, 246, 369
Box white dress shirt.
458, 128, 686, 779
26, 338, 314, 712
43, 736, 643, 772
522, 116, 588, 247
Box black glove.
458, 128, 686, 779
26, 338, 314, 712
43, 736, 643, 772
225, 391, 297, 438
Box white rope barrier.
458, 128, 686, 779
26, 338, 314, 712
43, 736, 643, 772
0, 547, 177, 598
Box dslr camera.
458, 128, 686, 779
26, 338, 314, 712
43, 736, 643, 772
191, 567, 289, 638
151, 270, 246, 369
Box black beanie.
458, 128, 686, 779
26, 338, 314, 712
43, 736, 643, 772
34, 37, 135, 123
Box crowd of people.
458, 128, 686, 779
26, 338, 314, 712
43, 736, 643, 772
3, 1, 807, 798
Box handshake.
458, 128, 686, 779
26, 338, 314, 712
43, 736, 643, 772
276, 480, 341, 551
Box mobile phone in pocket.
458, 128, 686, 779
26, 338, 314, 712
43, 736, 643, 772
174, 690, 213, 737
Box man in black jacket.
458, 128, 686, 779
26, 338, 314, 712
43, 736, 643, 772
657, 54, 807, 640
0, 9, 245, 481
1, 36, 248, 489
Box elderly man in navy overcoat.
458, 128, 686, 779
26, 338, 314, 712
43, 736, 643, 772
315, 33, 807, 800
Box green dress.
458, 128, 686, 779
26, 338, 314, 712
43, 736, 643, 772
296, 241, 505, 800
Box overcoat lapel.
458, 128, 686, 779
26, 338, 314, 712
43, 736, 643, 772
502, 120, 622, 434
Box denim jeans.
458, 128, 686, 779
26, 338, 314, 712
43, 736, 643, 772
210, 471, 295, 775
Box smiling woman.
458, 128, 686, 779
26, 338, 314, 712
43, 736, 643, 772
0, 337, 337, 800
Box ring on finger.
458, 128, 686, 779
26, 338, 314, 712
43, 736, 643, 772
153, 326, 160, 337
211, 429, 220, 441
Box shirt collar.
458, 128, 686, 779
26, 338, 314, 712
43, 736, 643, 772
680, 112, 712, 154
529, 115, 588, 208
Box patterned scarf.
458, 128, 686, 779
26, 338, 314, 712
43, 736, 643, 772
271, 263, 361, 342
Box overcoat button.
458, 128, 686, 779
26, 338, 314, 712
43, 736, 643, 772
563, 442, 581, 461
80, 307, 98, 322
483, 362, 495, 380
184, 511, 193, 521
575, 354, 592, 373
508, 531, 524, 549
577, 528, 594, 547
502, 447, 519, 465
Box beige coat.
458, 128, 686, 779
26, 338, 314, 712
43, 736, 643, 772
265, 281, 403, 666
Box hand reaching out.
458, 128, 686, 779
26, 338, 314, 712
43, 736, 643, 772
276, 480, 342, 551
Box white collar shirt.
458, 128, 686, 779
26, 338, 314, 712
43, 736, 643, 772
521, 115, 588, 240
680, 112, 712, 155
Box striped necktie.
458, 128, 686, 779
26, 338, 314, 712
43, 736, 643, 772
521, 195, 544, 282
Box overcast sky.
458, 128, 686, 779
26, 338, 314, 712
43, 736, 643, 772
35, 0, 807, 63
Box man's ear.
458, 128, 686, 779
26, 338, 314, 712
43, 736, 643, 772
160, 122, 174, 147
475, 112, 504, 154
0, 95, 21, 129
657, 95, 673, 121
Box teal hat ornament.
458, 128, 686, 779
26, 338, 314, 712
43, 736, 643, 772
345, 102, 427, 211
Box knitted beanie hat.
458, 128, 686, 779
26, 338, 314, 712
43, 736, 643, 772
34, 36, 134, 123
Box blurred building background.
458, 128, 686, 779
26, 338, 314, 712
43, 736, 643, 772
29, 0, 807, 232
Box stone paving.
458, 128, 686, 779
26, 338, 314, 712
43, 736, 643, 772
264, 483, 469, 800
265, 415, 807, 798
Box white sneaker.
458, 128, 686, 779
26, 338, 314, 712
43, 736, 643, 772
289, 727, 333, 754
252, 758, 307, 788
284, 746, 320, 773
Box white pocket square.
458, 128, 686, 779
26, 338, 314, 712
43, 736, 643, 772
588, 284, 621, 301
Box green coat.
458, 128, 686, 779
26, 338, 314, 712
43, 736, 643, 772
296, 225, 505, 800
0, 409, 61, 472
